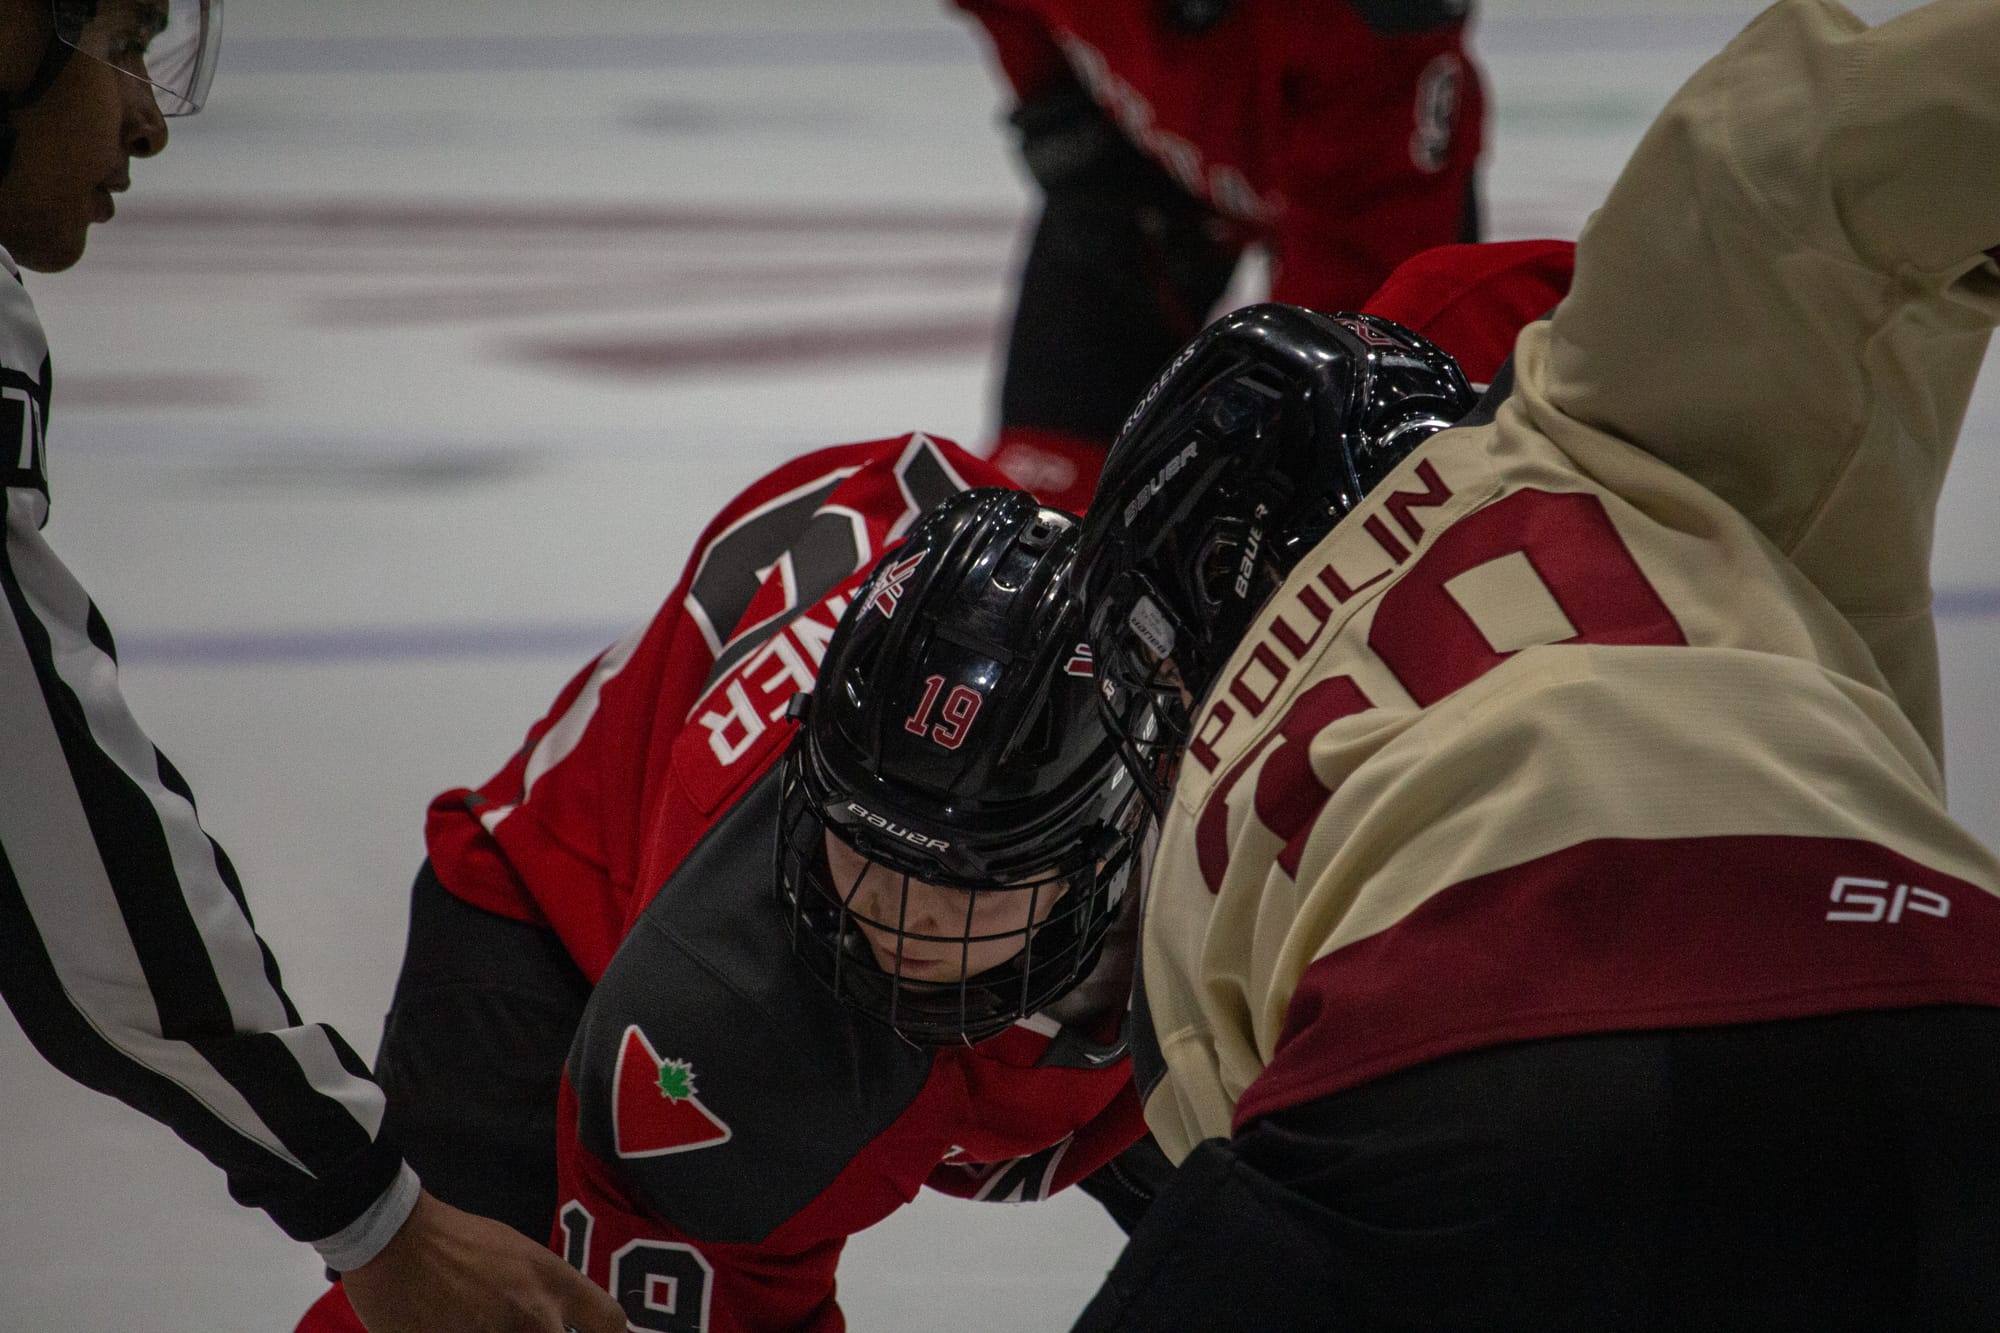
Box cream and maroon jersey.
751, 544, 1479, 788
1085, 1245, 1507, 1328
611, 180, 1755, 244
1138, 0, 2000, 1161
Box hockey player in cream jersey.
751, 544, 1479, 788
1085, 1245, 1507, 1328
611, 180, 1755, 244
1069, 0, 2000, 1326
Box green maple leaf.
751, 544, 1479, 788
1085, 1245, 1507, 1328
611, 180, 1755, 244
656, 1059, 695, 1102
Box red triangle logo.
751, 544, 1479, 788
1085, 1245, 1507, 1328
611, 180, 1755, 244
612, 1025, 733, 1159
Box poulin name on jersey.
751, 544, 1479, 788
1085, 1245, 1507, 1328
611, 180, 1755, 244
1186, 456, 1456, 775
613, 1026, 733, 1159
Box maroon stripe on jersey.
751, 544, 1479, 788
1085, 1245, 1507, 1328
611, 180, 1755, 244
1232, 835, 2000, 1132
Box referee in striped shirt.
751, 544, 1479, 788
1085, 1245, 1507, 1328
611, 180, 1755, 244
0, 4, 621, 1329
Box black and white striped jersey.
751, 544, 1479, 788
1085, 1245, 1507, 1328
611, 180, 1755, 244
0, 251, 416, 1266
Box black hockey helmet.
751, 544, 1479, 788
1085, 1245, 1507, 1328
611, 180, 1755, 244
777, 487, 1147, 1046
1073, 304, 1474, 805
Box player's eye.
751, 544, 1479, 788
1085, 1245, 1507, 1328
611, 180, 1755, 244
120, 6, 168, 54
99, 20, 154, 64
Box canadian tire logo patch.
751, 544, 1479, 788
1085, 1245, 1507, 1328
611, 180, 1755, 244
612, 1025, 732, 1158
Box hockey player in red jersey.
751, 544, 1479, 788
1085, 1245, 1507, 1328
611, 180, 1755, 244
296, 439, 1155, 1332
952, 0, 1486, 510
1067, 1, 2000, 1327
552, 487, 1151, 1330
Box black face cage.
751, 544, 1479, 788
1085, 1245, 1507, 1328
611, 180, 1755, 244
1085, 567, 1194, 814
774, 745, 1145, 1046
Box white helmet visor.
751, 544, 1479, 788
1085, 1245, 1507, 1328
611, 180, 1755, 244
61, 0, 224, 117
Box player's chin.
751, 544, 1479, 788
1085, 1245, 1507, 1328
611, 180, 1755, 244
14, 225, 89, 273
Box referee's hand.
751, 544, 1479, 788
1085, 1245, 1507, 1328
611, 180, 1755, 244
344, 1189, 626, 1333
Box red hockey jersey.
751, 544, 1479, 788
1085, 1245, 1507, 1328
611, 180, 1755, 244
1359, 238, 1575, 387
426, 433, 997, 979
425, 433, 1144, 1331
955, 0, 1485, 314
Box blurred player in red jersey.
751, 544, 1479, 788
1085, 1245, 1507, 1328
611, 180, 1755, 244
1069, 2, 2000, 1327
296, 444, 1159, 1333
953, 0, 1488, 510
